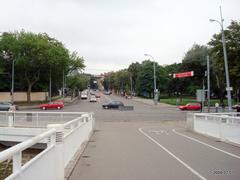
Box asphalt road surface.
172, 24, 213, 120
26, 93, 240, 180
60, 94, 240, 180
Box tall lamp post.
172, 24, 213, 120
11, 59, 15, 104
210, 6, 232, 111
1, 52, 15, 104
144, 53, 157, 105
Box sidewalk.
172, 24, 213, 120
132, 97, 176, 108
18, 96, 79, 110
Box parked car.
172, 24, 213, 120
102, 101, 124, 109
104, 91, 112, 95
81, 93, 88, 100
90, 96, 97, 102
232, 104, 240, 112
178, 103, 201, 111
232, 104, 240, 109
39, 100, 64, 110
0, 102, 18, 111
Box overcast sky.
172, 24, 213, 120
0, 0, 239, 74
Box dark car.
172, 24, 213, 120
102, 101, 124, 109
232, 104, 240, 112
0, 102, 17, 111
232, 104, 240, 109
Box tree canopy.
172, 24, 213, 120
0, 30, 85, 103
103, 20, 240, 103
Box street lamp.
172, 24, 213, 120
11, 59, 15, 104
1, 52, 15, 104
144, 53, 157, 105
209, 6, 232, 111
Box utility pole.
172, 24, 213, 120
144, 54, 157, 105
11, 59, 15, 104
210, 6, 232, 111
207, 55, 210, 112
49, 68, 52, 102
62, 70, 65, 99
130, 75, 133, 97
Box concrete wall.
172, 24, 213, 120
0, 92, 48, 102
188, 113, 240, 145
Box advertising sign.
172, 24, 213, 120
173, 71, 194, 78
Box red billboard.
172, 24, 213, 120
173, 71, 194, 78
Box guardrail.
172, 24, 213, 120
0, 112, 94, 180
192, 113, 240, 144
0, 111, 90, 128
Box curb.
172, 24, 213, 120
132, 97, 176, 108
18, 96, 80, 110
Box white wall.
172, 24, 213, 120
193, 113, 240, 145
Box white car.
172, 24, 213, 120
81, 93, 88, 100
90, 96, 97, 102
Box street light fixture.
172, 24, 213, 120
209, 6, 232, 111
144, 53, 157, 105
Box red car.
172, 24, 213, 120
39, 100, 64, 110
178, 103, 201, 111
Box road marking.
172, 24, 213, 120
139, 127, 207, 180
149, 130, 169, 135
172, 129, 240, 160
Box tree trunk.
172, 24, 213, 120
238, 88, 240, 102
27, 84, 32, 104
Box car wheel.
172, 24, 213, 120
57, 107, 61, 110
42, 107, 46, 110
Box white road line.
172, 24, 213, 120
139, 127, 207, 180
172, 129, 240, 160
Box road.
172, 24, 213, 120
59, 93, 240, 180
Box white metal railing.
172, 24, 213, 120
193, 113, 240, 144
0, 112, 94, 180
0, 111, 90, 128
0, 128, 56, 180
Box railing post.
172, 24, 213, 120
8, 112, 14, 127
13, 152, 22, 173
47, 124, 64, 180
36, 113, 39, 127
82, 114, 89, 123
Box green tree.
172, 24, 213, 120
208, 21, 240, 102
180, 44, 209, 95
67, 74, 89, 98
128, 62, 141, 93
0, 30, 85, 103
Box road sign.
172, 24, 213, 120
196, 89, 205, 102
226, 87, 233, 91
173, 71, 194, 78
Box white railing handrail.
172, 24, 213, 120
0, 128, 56, 163
194, 113, 240, 119
0, 111, 93, 115
63, 116, 84, 128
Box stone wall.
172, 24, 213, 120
0, 92, 48, 102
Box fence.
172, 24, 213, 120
0, 111, 89, 128
0, 112, 94, 180
0, 92, 48, 102
192, 113, 240, 144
